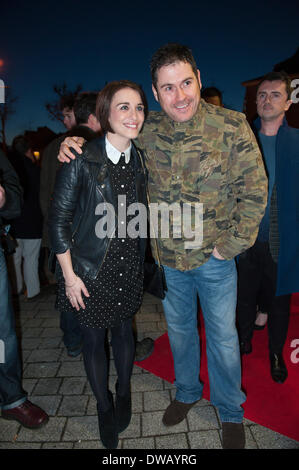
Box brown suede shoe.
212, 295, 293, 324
162, 399, 200, 426
222, 422, 245, 449
2, 400, 49, 429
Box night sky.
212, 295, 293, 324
1, 0, 298, 144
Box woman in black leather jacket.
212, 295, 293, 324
49, 81, 148, 449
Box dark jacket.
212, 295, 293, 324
48, 136, 148, 279
0, 149, 23, 227
253, 118, 299, 296
40, 125, 99, 247
9, 153, 43, 239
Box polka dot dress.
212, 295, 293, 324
56, 153, 144, 329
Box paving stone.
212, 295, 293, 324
123, 437, 155, 449
136, 312, 162, 321
23, 318, 44, 328
62, 416, 99, 441
23, 362, 60, 378
41, 327, 63, 338
57, 361, 86, 377
136, 322, 159, 333
0, 442, 42, 448
131, 373, 164, 392
26, 348, 61, 363
143, 390, 171, 411
22, 378, 38, 394
27, 395, 62, 416
21, 338, 42, 350
243, 426, 259, 449
41, 318, 60, 327
42, 442, 73, 449
187, 405, 220, 431
156, 433, 189, 449
188, 430, 222, 449
58, 395, 88, 416
74, 440, 105, 449
17, 417, 66, 442
59, 377, 86, 395
142, 411, 188, 436
39, 337, 62, 349
0, 418, 20, 441
22, 328, 44, 338
250, 425, 299, 449
33, 378, 62, 395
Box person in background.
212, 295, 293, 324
201, 86, 223, 107
236, 71, 299, 384
0, 148, 49, 429
9, 135, 43, 301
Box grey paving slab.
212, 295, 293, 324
250, 424, 299, 449
143, 390, 172, 412
74, 439, 104, 449
16, 417, 66, 442
156, 433, 189, 449
0, 418, 20, 442
33, 377, 62, 395
26, 348, 61, 363
187, 405, 220, 431
188, 430, 222, 449
130, 372, 164, 392
23, 362, 60, 378
21, 338, 42, 350
3, 287, 298, 451
62, 415, 99, 441
42, 442, 73, 449
58, 395, 89, 416
57, 361, 86, 377
142, 411, 188, 436
0, 442, 42, 448
122, 437, 155, 449
59, 377, 87, 395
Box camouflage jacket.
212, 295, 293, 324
136, 99, 267, 271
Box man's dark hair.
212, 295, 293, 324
59, 93, 77, 111
257, 71, 292, 99
201, 87, 223, 104
73, 92, 99, 125
150, 43, 198, 90
12, 135, 31, 155
96, 80, 148, 134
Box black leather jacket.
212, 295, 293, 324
48, 137, 148, 279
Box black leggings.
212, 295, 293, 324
80, 318, 135, 412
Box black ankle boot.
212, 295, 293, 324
97, 393, 118, 449
115, 382, 132, 433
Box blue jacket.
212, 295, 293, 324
254, 118, 299, 296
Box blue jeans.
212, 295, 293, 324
162, 255, 246, 423
0, 244, 27, 410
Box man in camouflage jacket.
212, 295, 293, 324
57, 43, 267, 449
138, 43, 267, 449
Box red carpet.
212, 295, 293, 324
135, 293, 299, 442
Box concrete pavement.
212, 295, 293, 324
0, 284, 298, 450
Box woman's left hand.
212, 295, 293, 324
65, 276, 90, 311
